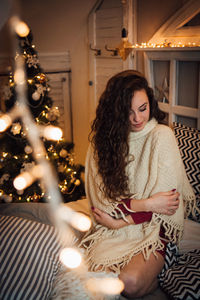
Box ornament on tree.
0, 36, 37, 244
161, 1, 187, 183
11, 122, 22, 135
31, 193, 41, 202
2, 194, 12, 203
59, 148, 68, 158
36, 83, 46, 95
32, 83, 47, 101
24, 145, 33, 154
36, 73, 46, 83
26, 53, 39, 68
47, 106, 60, 121
32, 91, 40, 101
58, 163, 65, 173
21, 161, 35, 172
74, 179, 81, 186
0, 173, 10, 184
60, 184, 68, 193
47, 145, 54, 152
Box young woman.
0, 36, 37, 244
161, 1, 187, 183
80, 70, 196, 298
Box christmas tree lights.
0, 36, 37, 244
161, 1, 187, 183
0, 16, 124, 299
0, 29, 85, 203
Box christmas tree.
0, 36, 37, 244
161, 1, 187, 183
0, 31, 85, 203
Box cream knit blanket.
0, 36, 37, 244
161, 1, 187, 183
80, 119, 197, 273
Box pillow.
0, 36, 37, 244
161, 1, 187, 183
159, 246, 200, 300
0, 215, 61, 300
173, 122, 200, 222
0, 198, 90, 225
0, 202, 54, 225
173, 122, 200, 197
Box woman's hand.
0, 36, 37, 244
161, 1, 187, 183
92, 207, 133, 229
146, 190, 180, 215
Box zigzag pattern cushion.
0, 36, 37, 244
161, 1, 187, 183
0, 215, 61, 300
173, 122, 200, 197
173, 122, 200, 222
159, 246, 200, 300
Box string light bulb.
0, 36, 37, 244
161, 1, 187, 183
10, 17, 30, 37
13, 165, 43, 190
13, 171, 33, 190
130, 41, 200, 49
59, 248, 82, 269
86, 277, 124, 295
71, 212, 91, 232
56, 205, 91, 232
43, 125, 63, 141
0, 115, 12, 132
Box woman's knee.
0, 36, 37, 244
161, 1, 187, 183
119, 272, 144, 298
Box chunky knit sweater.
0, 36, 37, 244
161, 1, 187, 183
80, 119, 196, 273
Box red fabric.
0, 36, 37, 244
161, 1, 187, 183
117, 199, 167, 257
118, 199, 153, 224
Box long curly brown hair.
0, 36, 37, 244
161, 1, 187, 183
90, 70, 165, 201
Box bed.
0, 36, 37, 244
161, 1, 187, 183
0, 122, 200, 300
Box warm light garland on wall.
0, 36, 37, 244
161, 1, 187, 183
103, 27, 200, 61
130, 41, 200, 49
117, 40, 200, 60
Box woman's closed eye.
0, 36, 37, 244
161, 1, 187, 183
139, 104, 147, 112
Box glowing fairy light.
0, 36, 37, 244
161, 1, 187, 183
13, 172, 33, 190
71, 213, 91, 232
13, 165, 43, 190
59, 248, 82, 269
57, 205, 91, 232
10, 17, 30, 37
43, 125, 63, 140
16, 21, 29, 37
86, 277, 124, 295
6, 16, 94, 293
0, 115, 12, 132
130, 41, 200, 49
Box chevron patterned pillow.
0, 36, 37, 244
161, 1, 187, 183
159, 247, 200, 300
173, 122, 200, 220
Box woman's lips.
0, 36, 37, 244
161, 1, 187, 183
133, 122, 143, 128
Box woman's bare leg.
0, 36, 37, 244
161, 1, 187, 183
119, 251, 165, 298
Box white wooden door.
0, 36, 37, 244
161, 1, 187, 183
88, 0, 135, 122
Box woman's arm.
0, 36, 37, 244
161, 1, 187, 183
130, 190, 180, 216
92, 207, 134, 229
92, 190, 180, 229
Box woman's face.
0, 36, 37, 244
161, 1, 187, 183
129, 89, 150, 132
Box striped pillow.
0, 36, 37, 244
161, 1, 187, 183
0, 215, 61, 300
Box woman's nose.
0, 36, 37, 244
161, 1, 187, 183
133, 112, 140, 122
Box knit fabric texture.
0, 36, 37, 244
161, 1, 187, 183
80, 119, 197, 273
